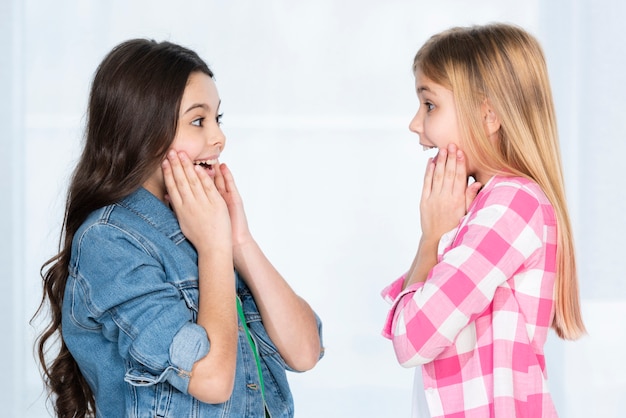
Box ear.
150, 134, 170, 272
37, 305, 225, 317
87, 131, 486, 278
481, 99, 501, 137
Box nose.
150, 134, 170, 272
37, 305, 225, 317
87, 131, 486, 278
409, 110, 423, 135
209, 125, 226, 152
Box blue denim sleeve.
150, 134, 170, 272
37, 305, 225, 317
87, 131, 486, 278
167, 323, 209, 393
125, 323, 209, 394
73, 223, 209, 394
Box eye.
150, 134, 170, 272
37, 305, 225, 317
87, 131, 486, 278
216, 112, 224, 125
424, 101, 435, 112
191, 117, 205, 127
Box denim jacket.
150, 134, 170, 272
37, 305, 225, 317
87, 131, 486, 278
62, 187, 323, 417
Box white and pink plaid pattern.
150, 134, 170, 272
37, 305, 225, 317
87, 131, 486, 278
382, 176, 559, 417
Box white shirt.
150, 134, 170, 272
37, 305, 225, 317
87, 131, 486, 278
412, 367, 431, 418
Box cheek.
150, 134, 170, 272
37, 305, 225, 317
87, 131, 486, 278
424, 119, 451, 147
169, 132, 184, 151
170, 132, 199, 155
435, 115, 463, 146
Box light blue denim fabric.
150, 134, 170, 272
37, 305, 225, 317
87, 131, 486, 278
62, 187, 323, 417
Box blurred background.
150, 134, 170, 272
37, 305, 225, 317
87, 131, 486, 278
2, 0, 625, 417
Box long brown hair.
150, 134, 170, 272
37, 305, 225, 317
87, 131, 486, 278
414, 23, 585, 340
34, 39, 213, 417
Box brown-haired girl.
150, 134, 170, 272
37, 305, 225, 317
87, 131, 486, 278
36, 39, 323, 418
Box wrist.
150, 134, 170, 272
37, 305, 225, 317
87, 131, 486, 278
419, 234, 440, 250
232, 232, 254, 249
232, 236, 257, 264
195, 242, 233, 260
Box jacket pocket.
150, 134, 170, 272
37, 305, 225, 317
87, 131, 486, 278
175, 279, 199, 316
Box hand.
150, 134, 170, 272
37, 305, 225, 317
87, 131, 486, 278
213, 163, 253, 247
420, 144, 481, 242
162, 150, 232, 253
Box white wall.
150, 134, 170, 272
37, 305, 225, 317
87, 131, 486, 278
540, 1, 626, 416
3, 1, 625, 417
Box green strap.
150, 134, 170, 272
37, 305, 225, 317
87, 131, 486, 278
236, 296, 266, 400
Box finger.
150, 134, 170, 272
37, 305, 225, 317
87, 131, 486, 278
163, 152, 183, 207
192, 162, 212, 187
442, 144, 459, 193
176, 151, 221, 201
466, 181, 482, 211
220, 163, 240, 196
421, 157, 435, 202
177, 151, 205, 197
213, 160, 226, 195
166, 150, 195, 202
452, 147, 468, 197
432, 147, 448, 194
194, 164, 222, 201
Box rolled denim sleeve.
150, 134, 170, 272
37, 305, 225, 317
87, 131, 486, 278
124, 323, 209, 393
72, 223, 211, 394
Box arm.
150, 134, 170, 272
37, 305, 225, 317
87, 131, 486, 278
387, 181, 545, 367
162, 151, 238, 403
214, 163, 322, 371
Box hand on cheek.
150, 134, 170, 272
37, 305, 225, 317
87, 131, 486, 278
420, 143, 471, 241
162, 150, 232, 252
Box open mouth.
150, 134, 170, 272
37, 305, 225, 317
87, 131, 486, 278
193, 158, 219, 175
195, 162, 214, 169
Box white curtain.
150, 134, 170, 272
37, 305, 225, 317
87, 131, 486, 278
2, 1, 624, 416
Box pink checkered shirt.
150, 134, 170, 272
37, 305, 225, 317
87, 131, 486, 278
382, 176, 559, 418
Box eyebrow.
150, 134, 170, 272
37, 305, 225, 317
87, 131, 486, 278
183, 100, 221, 115
183, 103, 208, 114
417, 85, 434, 94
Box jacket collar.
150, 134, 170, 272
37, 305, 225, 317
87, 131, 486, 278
117, 187, 184, 242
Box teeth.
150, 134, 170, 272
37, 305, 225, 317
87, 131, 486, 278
194, 158, 219, 166
422, 146, 436, 151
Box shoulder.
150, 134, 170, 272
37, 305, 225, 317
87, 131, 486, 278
75, 204, 143, 242
458, 176, 556, 248
490, 176, 548, 201
71, 202, 164, 266
473, 176, 553, 223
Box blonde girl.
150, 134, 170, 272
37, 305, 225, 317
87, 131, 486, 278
382, 23, 584, 418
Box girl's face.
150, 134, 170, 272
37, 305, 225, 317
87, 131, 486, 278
408, 71, 474, 178
144, 71, 225, 201
409, 70, 464, 155
409, 70, 493, 184
171, 71, 225, 176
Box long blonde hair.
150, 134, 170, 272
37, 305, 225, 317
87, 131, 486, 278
414, 23, 585, 340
